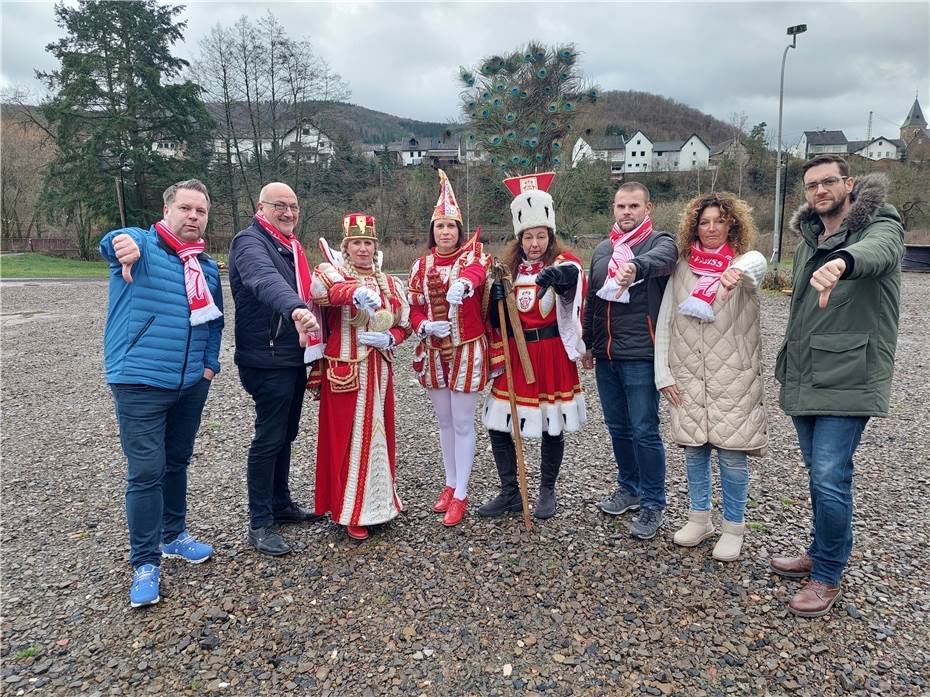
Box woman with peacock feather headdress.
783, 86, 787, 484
407, 170, 492, 527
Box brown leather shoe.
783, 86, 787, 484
788, 579, 842, 617
770, 553, 813, 579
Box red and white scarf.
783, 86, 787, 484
678, 241, 734, 322
596, 217, 654, 303
154, 221, 222, 326
254, 213, 323, 362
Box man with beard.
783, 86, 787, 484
583, 182, 677, 539
771, 155, 904, 617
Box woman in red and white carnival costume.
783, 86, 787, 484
309, 213, 411, 541
407, 170, 491, 527
479, 172, 587, 520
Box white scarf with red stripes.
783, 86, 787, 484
678, 241, 734, 322
596, 217, 653, 303
154, 221, 222, 326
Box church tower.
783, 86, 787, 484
900, 95, 930, 161
901, 96, 928, 140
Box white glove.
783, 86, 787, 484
357, 331, 393, 350
421, 320, 451, 338
445, 279, 471, 306
352, 286, 382, 312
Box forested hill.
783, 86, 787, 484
297, 90, 738, 146
575, 90, 738, 144
300, 101, 451, 144
3, 91, 737, 149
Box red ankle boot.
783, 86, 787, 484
432, 486, 454, 513
346, 525, 368, 540
443, 497, 468, 526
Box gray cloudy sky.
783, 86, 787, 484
2, 1, 928, 148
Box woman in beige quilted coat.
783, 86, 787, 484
654, 193, 769, 561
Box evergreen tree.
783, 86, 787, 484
38, 1, 213, 256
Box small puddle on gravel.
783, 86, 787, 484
1, 310, 54, 326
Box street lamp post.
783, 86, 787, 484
771, 23, 807, 265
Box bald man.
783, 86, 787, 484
229, 183, 322, 556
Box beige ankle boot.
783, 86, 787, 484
712, 520, 745, 561
673, 510, 715, 547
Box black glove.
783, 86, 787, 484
536, 264, 579, 297
488, 283, 512, 333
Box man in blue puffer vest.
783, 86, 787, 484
100, 179, 224, 608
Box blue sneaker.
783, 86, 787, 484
161, 532, 213, 564
129, 564, 161, 608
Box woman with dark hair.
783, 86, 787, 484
479, 173, 587, 520
407, 170, 491, 527
654, 192, 768, 560
309, 213, 410, 541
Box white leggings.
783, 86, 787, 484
427, 389, 480, 500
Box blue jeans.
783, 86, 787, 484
111, 379, 212, 568
595, 359, 667, 509
683, 445, 749, 523
238, 366, 307, 528
792, 415, 869, 586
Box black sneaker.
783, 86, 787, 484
630, 507, 664, 540
597, 487, 641, 516
273, 502, 325, 525
248, 526, 291, 556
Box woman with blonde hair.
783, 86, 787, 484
654, 192, 768, 560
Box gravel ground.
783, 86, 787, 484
1, 274, 929, 696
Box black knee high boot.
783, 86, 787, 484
478, 430, 523, 517
534, 432, 564, 519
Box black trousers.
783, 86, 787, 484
238, 365, 307, 528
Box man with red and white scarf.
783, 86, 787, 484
582, 182, 677, 540
100, 179, 224, 608
229, 182, 323, 557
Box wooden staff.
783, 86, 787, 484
492, 260, 534, 532
497, 298, 533, 532
493, 259, 534, 384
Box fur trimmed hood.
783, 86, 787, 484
789, 173, 889, 237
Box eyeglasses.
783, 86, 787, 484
260, 200, 300, 214
803, 176, 847, 193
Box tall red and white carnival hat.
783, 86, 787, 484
430, 169, 463, 225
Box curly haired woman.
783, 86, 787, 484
654, 192, 769, 561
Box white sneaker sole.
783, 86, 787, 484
161, 552, 212, 564
130, 595, 160, 608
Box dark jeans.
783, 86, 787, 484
238, 365, 307, 528
111, 379, 212, 568
792, 415, 869, 586
595, 359, 667, 509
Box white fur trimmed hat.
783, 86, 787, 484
504, 172, 556, 238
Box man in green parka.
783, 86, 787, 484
770, 155, 904, 617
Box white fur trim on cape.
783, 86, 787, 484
482, 392, 586, 438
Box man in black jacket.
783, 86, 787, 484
582, 182, 677, 539
228, 182, 322, 556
